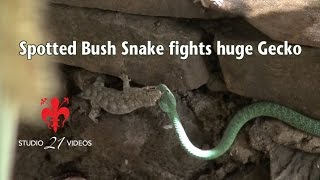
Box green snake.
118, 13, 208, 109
156, 84, 320, 160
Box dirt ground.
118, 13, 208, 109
13, 65, 267, 180
14, 65, 320, 179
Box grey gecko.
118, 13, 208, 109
80, 74, 162, 122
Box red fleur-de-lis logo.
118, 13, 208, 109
41, 97, 70, 133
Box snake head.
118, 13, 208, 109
156, 84, 177, 113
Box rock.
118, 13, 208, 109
51, 0, 320, 47
235, 164, 270, 180
210, 163, 270, 180
206, 72, 228, 92
229, 132, 258, 164
250, 119, 320, 154
269, 145, 320, 180
49, 0, 228, 19
47, 4, 209, 90
250, 120, 320, 179
214, 21, 320, 119
202, 0, 320, 47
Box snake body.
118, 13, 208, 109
156, 84, 320, 160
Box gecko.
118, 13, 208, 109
79, 74, 162, 123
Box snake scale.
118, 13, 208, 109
156, 84, 320, 160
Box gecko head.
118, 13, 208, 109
78, 76, 104, 99
156, 84, 177, 113
79, 87, 94, 100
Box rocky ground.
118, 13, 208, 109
14, 66, 320, 180
14, 68, 265, 180
13, 1, 320, 179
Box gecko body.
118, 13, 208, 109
80, 75, 162, 122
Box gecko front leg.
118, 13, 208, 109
119, 73, 131, 92
78, 76, 104, 123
